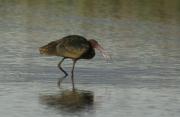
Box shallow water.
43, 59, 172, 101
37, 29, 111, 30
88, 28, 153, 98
0, 0, 180, 117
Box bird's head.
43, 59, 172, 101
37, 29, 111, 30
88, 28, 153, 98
39, 41, 57, 55
89, 39, 111, 61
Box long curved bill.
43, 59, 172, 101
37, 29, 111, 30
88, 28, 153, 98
95, 44, 111, 62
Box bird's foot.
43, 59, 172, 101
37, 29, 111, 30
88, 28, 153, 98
57, 75, 68, 89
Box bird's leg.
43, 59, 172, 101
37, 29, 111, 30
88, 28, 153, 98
57, 57, 68, 88
71, 60, 77, 91
58, 57, 68, 76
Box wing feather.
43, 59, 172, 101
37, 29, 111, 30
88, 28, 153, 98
56, 37, 90, 58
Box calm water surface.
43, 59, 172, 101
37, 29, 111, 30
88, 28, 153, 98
0, 0, 180, 117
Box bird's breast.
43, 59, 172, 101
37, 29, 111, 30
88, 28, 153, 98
80, 47, 95, 59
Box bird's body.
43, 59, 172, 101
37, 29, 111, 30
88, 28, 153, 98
40, 35, 95, 60
39, 35, 110, 91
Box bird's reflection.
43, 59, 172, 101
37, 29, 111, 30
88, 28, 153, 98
39, 89, 94, 112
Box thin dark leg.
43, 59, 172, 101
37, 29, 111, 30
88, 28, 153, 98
57, 57, 68, 88
58, 57, 68, 76
71, 60, 77, 91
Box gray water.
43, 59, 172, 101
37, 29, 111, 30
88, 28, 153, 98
0, 0, 180, 117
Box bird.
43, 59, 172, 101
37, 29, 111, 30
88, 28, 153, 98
39, 35, 110, 91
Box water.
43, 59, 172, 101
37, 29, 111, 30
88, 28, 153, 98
0, 0, 180, 117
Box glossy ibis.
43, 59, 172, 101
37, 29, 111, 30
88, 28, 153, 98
39, 35, 110, 91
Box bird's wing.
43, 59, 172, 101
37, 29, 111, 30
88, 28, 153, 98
56, 38, 90, 58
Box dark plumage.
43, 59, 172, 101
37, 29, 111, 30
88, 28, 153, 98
39, 35, 109, 91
